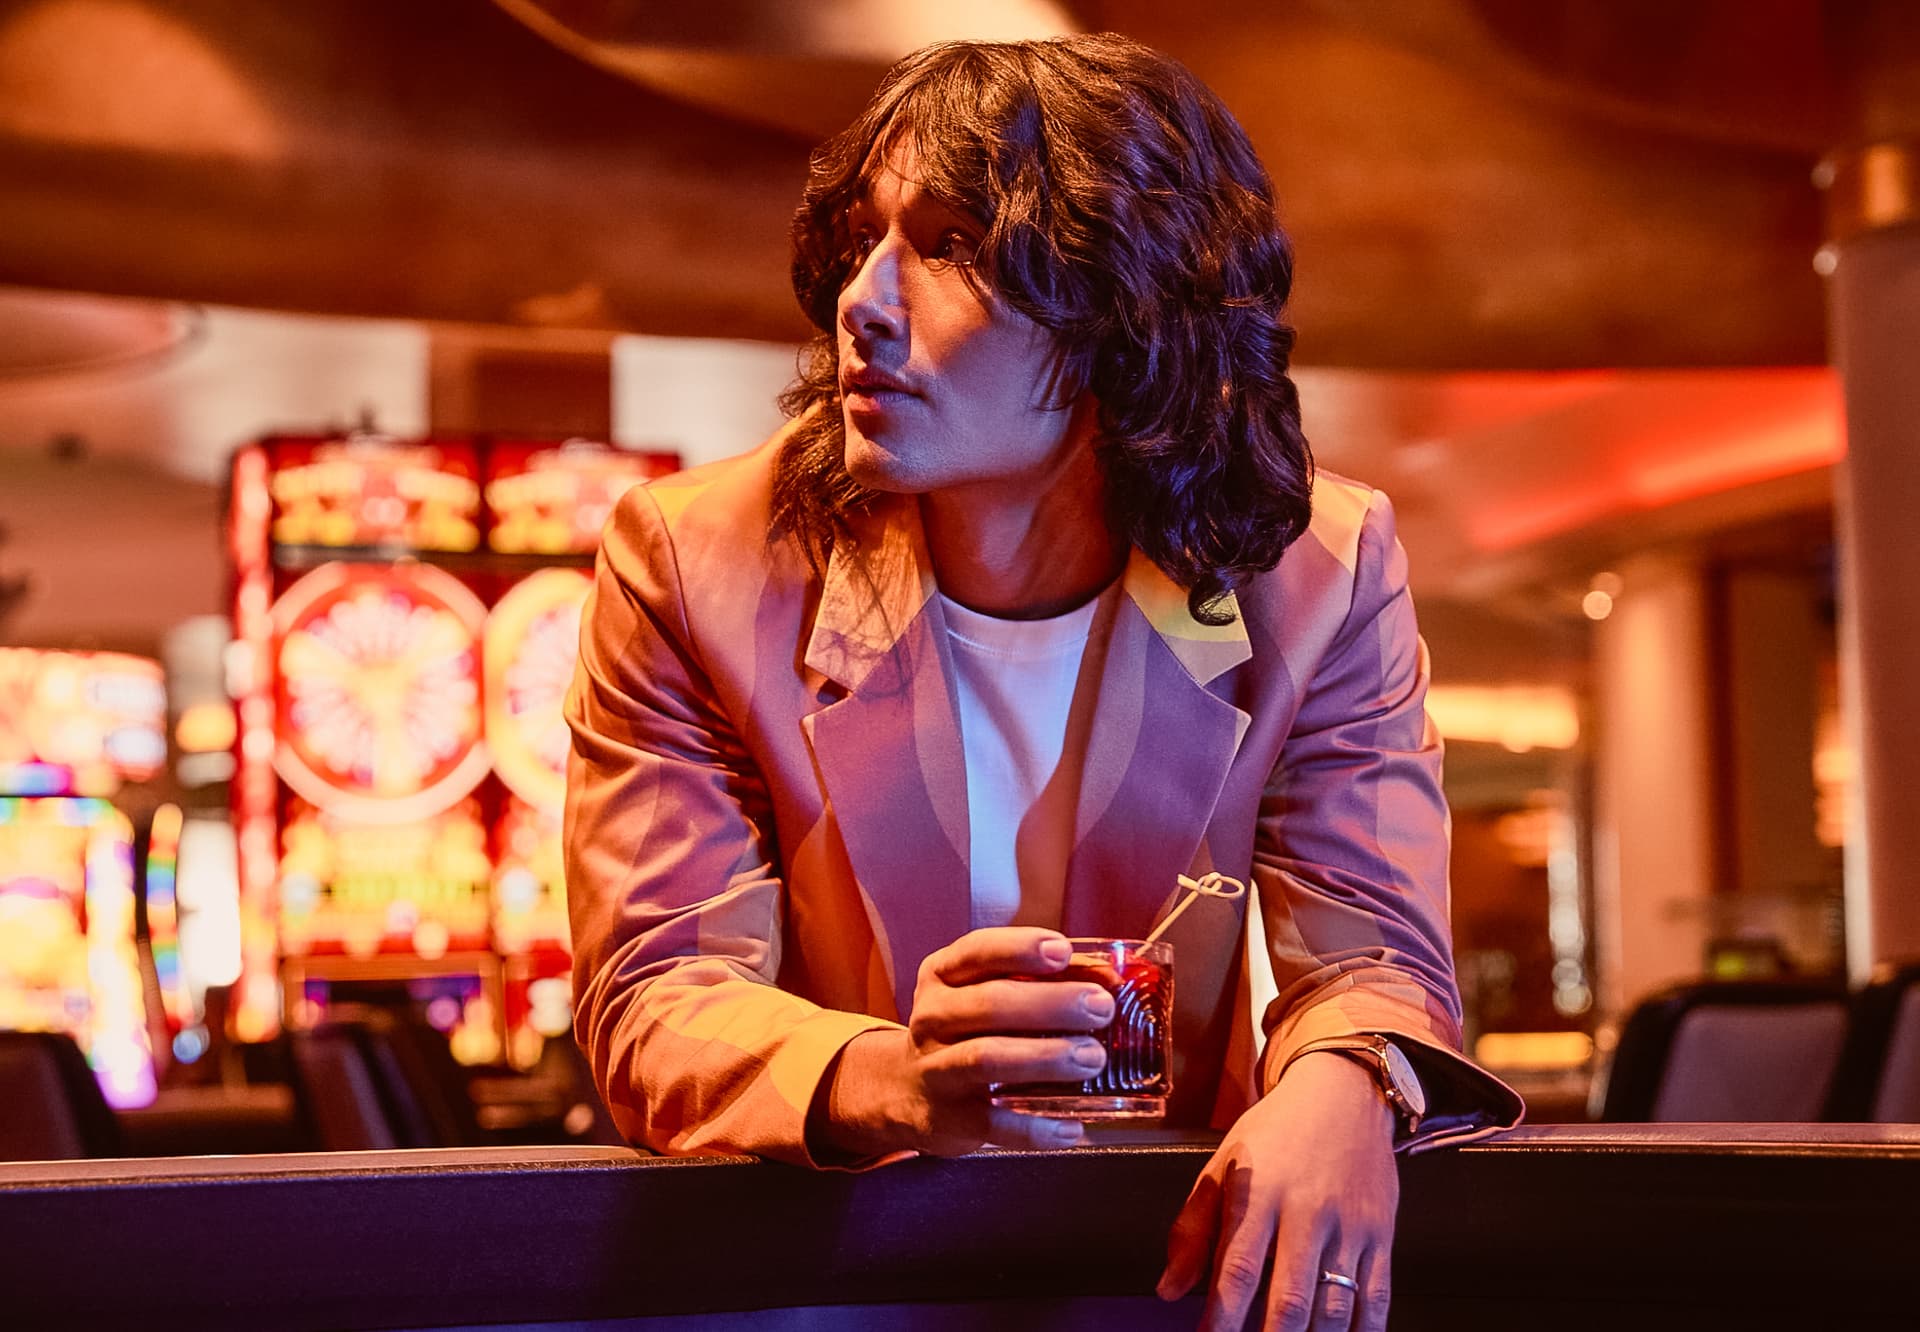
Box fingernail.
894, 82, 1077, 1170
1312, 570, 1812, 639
1039, 938, 1071, 966
1072, 1039, 1106, 1069
1082, 988, 1114, 1021
1047, 1119, 1082, 1144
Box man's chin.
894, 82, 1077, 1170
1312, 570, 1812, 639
844, 438, 927, 495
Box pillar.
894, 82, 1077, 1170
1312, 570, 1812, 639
1821, 137, 1920, 977
1590, 553, 1717, 1016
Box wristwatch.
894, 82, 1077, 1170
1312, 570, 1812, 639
1294, 1035, 1426, 1135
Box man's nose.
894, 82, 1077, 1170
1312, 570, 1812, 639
840, 243, 905, 346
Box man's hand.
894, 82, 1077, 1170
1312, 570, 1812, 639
1157, 1051, 1400, 1331
814, 927, 1115, 1158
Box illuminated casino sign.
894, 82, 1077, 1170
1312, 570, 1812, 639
277, 797, 491, 960
268, 437, 481, 552
0, 649, 167, 795
485, 439, 675, 555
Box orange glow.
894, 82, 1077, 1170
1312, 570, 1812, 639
1631, 415, 1842, 507
1474, 1031, 1594, 1071
1814, 699, 1852, 852
174, 701, 236, 754
1426, 685, 1580, 752
1466, 373, 1842, 553
1472, 489, 1616, 553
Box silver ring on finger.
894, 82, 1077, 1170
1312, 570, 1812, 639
1318, 1270, 1359, 1292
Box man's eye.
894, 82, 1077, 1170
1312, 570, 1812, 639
932, 230, 978, 266
848, 229, 877, 261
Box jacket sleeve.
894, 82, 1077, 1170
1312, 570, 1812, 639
1251, 491, 1524, 1150
563, 484, 897, 1166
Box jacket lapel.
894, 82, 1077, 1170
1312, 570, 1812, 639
801, 500, 971, 1023
1062, 550, 1253, 939
800, 512, 1255, 1021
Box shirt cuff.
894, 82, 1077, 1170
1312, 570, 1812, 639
1259, 991, 1527, 1153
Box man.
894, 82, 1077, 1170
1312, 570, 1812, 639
567, 34, 1522, 1332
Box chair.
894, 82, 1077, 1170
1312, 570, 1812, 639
1593, 980, 1850, 1122
287, 1024, 401, 1150
0, 1031, 125, 1161
1826, 960, 1920, 1122
285, 1006, 483, 1150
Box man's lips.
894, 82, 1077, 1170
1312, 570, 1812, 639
841, 366, 917, 398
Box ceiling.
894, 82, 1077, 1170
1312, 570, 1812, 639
0, 0, 1899, 659
3, 0, 1894, 363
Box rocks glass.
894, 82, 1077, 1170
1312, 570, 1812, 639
990, 937, 1174, 1121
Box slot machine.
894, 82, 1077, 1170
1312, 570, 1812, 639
0, 648, 169, 1106
228, 434, 677, 1067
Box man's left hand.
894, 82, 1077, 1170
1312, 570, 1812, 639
1157, 1050, 1400, 1331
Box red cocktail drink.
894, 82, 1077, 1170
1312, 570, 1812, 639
991, 937, 1173, 1120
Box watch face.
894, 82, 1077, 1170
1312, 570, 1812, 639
1381, 1040, 1428, 1117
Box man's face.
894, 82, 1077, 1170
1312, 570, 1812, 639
835, 144, 1080, 498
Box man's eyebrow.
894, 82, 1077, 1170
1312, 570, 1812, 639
844, 178, 984, 231
913, 190, 986, 230
843, 173, 881, 212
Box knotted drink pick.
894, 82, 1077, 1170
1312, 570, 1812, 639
1143, 871, 1247, 945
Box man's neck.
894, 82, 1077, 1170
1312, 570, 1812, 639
919, 444, 1124, 621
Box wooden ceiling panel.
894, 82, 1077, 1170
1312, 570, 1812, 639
0, 0, 1872, 367
0, 0, 815, 342
1087, 0, 1828, 366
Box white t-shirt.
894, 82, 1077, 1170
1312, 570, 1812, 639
940, 590, 1110, 930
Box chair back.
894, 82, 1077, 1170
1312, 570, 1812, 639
0, 1031, 124, 1161
287, 1025, 400, 1151
1596, 981, 1849, 1121
285, 1006, 481, 1150
1874, 988, 1920, 1121
1826, 960, 1920, 1122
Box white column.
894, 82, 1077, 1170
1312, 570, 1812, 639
1823, 140, 1920, 978
1590, 553, 1717, 1017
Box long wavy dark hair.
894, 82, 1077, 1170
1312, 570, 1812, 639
773, 33, 1312, 624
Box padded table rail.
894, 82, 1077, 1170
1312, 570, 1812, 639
3, 1124, 1917, 1330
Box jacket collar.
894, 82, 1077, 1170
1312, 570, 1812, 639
1115, 547, 1252, 685
802, 498, 939, 694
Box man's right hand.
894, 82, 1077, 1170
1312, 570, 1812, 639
813, 927, 1115, 1158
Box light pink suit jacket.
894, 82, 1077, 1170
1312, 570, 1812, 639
565, 430, 1523, 1166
